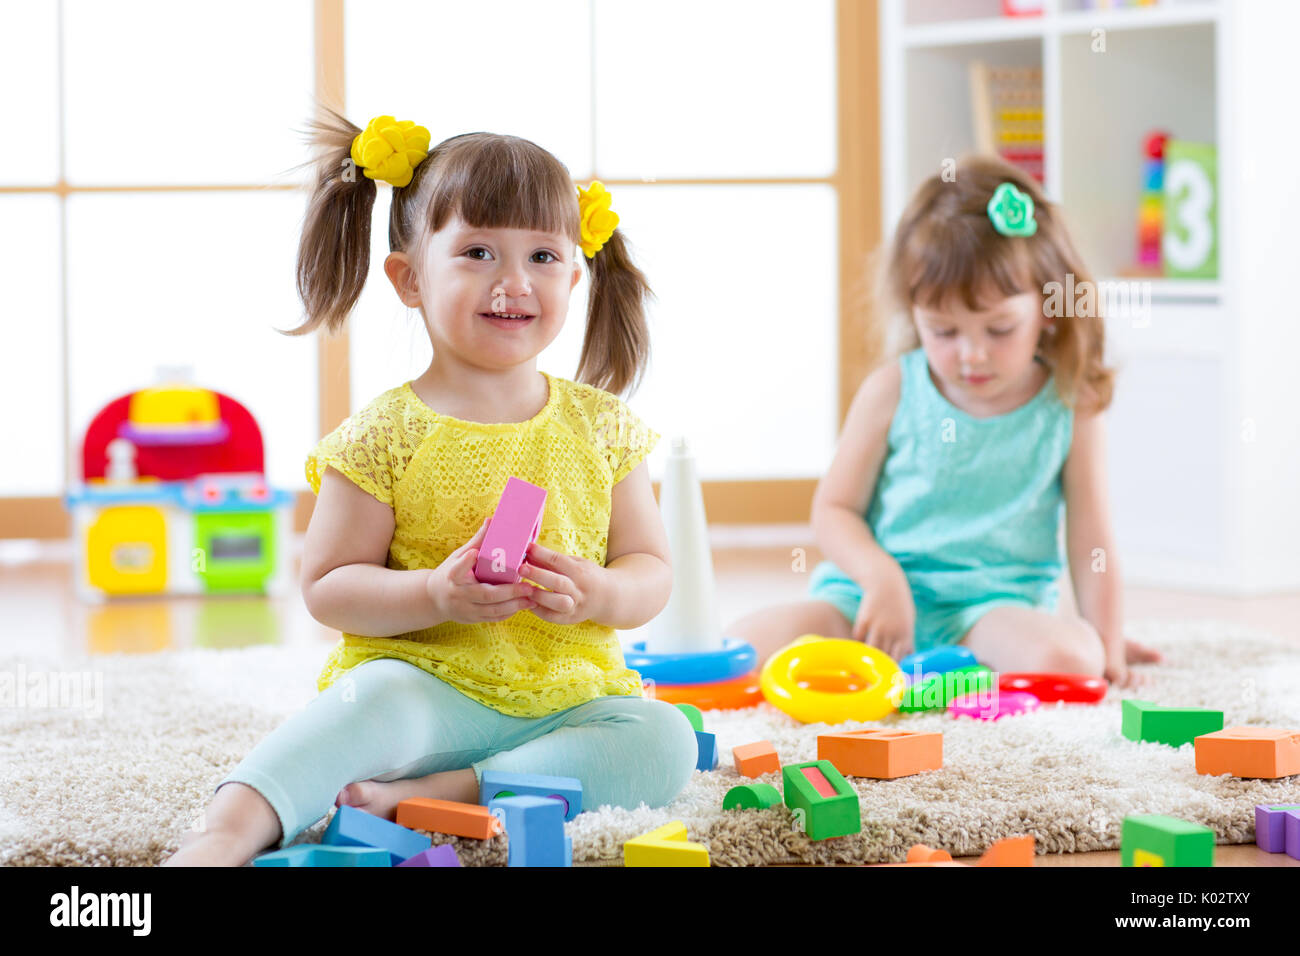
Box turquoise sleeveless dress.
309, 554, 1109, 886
808, 347, 1074, 651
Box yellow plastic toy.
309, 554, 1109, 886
760, 635, 906, 724
622, 821, 710, 867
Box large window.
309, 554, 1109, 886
1, 0, 316, 498
345, 0, 839, 480
2, 0, 858, 530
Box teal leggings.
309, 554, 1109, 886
216, 658, 699, 849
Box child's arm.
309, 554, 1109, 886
302, 467, 534, 635
811, 361, 901, 583
1062, 407, 1129, 682
522, 459, 672, 630
811, 361, 915, 657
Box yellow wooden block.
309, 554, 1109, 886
623, 821, 710, 867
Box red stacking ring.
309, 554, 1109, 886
997, 672, 1108, 704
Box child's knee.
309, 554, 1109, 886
1044, 623, 1105, 676
602, 698, 698, 809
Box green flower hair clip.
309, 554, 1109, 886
987, 181, 1038, 237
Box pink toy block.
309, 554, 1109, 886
474, 477, 548, 585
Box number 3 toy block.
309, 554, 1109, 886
474, 477, 547, 585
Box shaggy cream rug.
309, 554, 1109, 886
1, 618, 1297, 867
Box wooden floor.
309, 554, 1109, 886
3, 530, 1298, 868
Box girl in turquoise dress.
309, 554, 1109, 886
729, 157, 1160, 688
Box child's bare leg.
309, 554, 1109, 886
960, 606, 1105, 676
335, 767, 479, 822
161, 782, 281, 867
726, 599, 853, 668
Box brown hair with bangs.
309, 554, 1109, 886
282, 106, 652, 397
878, 154, 1113, 414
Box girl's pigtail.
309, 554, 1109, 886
280, 105, 377, 336
575, 230, 654, 396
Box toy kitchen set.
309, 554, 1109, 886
64, 378, 295, 601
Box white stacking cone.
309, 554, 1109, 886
645, 436, 724, 653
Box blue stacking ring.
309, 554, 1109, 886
898, 645, 979, 684
623, 638, 758, 686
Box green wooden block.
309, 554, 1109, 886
723, 783, 783, 811
1121, 815, 1215, 867
900, 665, 993, 712
1121, 699, 1224, 747
674, 703, 704, 733
783, 760, 860, 841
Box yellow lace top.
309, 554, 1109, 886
305, 370, 659, 718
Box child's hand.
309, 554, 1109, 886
518, 542, 611, 626
426, 519, 539, 625
852, 562, 916, 663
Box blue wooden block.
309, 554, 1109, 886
322, 804, 431, 865
254, 845, 389, 867
898, 646, 978, 684
397, 844, 462, 867
479, 770, 583, 821
253, 845, 319, 867
488, 795, 571, 867
695, 731, 719, 771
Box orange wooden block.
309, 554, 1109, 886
874, 861, 968, 867
1194, 727, 1300, 778
817, 729, 942, 779
976, 835, 1035, 867
396, 798, 503, 840
907, 843, 952, 863
732, 740, 781, 778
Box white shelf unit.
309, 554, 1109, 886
881, 0, 1300, 595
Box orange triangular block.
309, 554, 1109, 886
873, 861, 968, 867
907, 843, 953, 863
976, 835, 1035, 867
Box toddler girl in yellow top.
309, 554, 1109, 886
164, 110, 696, 867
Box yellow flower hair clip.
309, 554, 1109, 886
577, 181, 619, 258
350, 115, 431, 188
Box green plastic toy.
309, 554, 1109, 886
674, 703, 704, 732
1121, 815, 1215, 867
782, 760, 860, 841
1121, 699, 1224, 747
723, 783, 783, 811
900, 665, 993, 712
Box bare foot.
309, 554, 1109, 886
335, 779, 436, 821
1126, 638, 1163, 665
335, 768, 479, 821
161, 830, 257, 867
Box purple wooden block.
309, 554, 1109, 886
397, 844, 462, 867
1254, 804, 1300, 853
